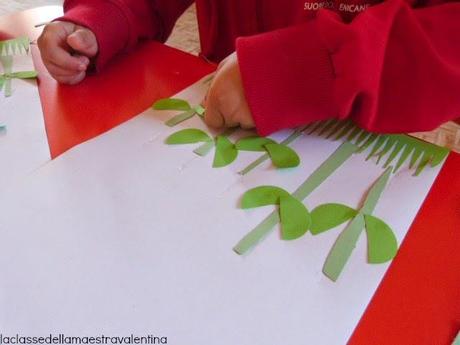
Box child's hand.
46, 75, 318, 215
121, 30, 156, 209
204, 52, 255, 130
38, 21, 98, 85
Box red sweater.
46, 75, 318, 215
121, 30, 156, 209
60, 0, 460, 135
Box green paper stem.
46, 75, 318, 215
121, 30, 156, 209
238, 126, 308, 175
1, 55, 38, 97
193, 140, 215, 156
234, 142, 359, 255
195, 105, 205, 117
322, 167, 392, 281
165, 109, 197, 127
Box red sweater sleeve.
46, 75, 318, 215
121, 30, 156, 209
236, 0, 460, 135
60, 0, 194, 68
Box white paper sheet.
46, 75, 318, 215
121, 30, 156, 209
0, 77, 444, 344
0, 51, 50, 190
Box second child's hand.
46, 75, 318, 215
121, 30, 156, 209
204, 52, 255, 130
38, 21, 98, 85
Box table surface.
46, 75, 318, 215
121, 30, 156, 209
1, 6, 459, 344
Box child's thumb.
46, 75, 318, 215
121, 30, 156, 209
67, 28, 98, 58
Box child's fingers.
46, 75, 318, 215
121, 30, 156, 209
67, 28, 98, 57
53, 71, 86, 85
46, 46, 88, 72
204, 95, 225, 128
45, 60, 87, 77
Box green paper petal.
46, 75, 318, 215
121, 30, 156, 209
165, 129, 212, 145
264, 143, 300, 169
241, 186, 290, 209
213, 136, 238, 168
279, 195, 311, 240
310, 203, 358, 235
364, 215, 398, 264
236, 136, 277, 152
153, 98, 191, 111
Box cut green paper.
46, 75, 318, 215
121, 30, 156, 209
279, 195, 311, 241
193, 140, 215, 156
213, 136, 238, 168
241, 186, 290, 209
1, 55, 38, 97
264, 143, 300, 169
165, 128, 212, 145
310, 203, 357, 235
236, 136, 276, 152
165, 109, 196, 127
195, 105, 205, 117
323, 167, 392, 281
306, 119, 449, 175
152, 98, 191, 111
364, 215, 398, 264
8, 71, 38, 79
234, 142, 360, 255
238, 126, 308, 175
0, 37, 30, 56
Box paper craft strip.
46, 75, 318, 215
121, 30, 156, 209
239, 120, 449, 176
0, 56, 38, 97
322, 167, 395, 281
152, 98, 205, 127
234, 126, 449, 278
0, 37, 30, 56
234, 141, 360, 255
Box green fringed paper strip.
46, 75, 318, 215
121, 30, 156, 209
0, 37, 30, 56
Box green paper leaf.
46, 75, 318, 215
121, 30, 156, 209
279, 195, 311, 240
238, 126, 307, 175
323, 167, 392, 281
310, 203, 358, 235
234, 142, 359, 255
153, 98, 192, 111
241, 186, 290, 209
364, 215, 398, 264
165, 129, 212, 145
213, 136, 238, 168
236, 136, 276, 152
264, 143, 300, 169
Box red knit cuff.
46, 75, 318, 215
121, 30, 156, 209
236, 21, 337, 136
57, 1, 130, 70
